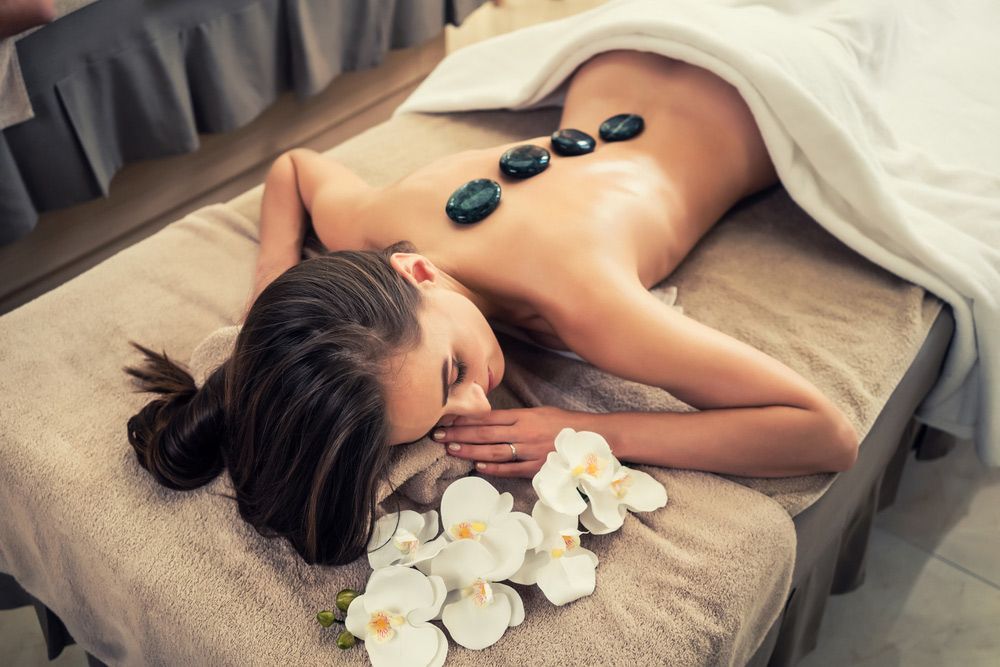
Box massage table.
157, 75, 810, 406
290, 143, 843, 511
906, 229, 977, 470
0, 103, 952, 665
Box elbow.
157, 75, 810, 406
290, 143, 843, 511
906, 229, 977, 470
826, 415, 861, 473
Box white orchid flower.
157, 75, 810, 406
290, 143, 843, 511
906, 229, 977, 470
429, 539, 525, 650
509, 500, 598, 605
418, 476, 541, 581
532, 428, 619, 515
579, 465, 668, 535
344, 566, 448, 667
533, 428, 667, 534
368, 509, 448, 570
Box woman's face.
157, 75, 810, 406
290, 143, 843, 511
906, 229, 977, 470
383, 254, 505, 446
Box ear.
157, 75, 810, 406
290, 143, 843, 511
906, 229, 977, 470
389, 252, 438, 287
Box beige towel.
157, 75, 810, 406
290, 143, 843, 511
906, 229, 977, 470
0, 108, 939, 666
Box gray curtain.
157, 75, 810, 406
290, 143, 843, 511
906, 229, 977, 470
0, 0, 486, 245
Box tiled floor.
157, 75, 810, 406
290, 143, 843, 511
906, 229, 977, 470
2, 435, 997, 666
800, 437, 1000, 666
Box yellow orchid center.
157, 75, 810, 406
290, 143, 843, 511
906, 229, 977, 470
392, 529, 420, 554
450, 520, 488, 541
570, 453, 604, 478
367, 610, 404, 643
561, 532, 581, 551
465, 578, 494, 608
551, 531, 579, 558
610, 473, 633, 499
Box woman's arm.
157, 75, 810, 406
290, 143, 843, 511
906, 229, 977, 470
244, 148, 369, 317
545, 268, 859, 477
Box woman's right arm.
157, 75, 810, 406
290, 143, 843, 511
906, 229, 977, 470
243, 149, 333, 320
245, 152, 307, 314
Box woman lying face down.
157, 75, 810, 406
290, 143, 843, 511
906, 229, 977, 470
123, 240, 512, 566
123, 49, 861, 567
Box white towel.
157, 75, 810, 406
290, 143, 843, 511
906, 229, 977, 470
396, 0, 1000, 466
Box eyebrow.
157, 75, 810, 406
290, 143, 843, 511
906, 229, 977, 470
441, 356, 449, 407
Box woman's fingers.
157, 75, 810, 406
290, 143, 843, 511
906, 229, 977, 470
472, 460, 542, 478
433, 423, 511, 444
449, 410, 519, 427
445, 442, 523, 463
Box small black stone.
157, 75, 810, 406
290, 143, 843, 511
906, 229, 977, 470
445, 178, 502, 224
599, 113, 645, 141
499, 144, 551, 178
550, 129, 596, 156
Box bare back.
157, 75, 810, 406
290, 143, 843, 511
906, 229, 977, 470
318, 51, 778, 350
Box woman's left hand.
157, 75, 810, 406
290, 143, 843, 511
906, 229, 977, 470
432, 406, 583, 478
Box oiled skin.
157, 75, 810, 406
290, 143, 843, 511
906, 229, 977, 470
313, 50, 779, 349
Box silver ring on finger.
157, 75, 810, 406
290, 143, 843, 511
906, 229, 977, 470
507, 442, 518, 462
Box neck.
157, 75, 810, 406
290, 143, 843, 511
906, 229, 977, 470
437, 265, 502, 321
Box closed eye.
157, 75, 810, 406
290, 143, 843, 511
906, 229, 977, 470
452, 358, 468, 387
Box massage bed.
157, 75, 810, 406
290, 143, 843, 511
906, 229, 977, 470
0, 105, 954, 666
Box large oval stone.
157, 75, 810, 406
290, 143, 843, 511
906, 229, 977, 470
599, 113, 645, 141
550, 128, 596, 156
445, 178, 502, 224
499, 144, 551, 178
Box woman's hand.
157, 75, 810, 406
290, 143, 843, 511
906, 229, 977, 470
431, 406, 585, 478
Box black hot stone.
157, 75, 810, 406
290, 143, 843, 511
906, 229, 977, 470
550, 129, 596, 156
498, 144, 551, 178
599, 113, 645, 141
445, 178, 502, 224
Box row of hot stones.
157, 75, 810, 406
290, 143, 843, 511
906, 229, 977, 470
444, 113, 645, 224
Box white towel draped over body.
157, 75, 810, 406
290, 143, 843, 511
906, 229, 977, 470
395, 0, 1000, 466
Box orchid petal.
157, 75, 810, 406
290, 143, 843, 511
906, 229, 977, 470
479, 516, 529, 581
409, 534, 449, 566
407, 574, 447, 627
363, 566, 436, 615
535, 553, 597, 606
367, 510, 428, 569
492, 582, 525, 626
618, 467, 669, 512
508, 510, 543, 550
441, 588, 513, 650
496, 491, 515, 516
427, 624, 449, 667
508, 549, 549, 586
530, 499, 580, 537
581, 479, 626, 532
579, 503, 619, 535
577, 545, 600, 568
440, 477, 502, 533
365, 622, 441, 667
344, 593, 369, 639
429, 539, 496, 591
416, 509, 441, 544
532, 452, 586, 516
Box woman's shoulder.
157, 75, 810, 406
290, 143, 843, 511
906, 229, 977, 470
483, 253, 642, 352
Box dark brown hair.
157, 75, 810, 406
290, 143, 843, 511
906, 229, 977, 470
123, 240, 422, 566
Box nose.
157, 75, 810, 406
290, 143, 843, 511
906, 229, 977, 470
445, 377, 492, 418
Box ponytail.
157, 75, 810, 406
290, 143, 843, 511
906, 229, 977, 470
123, 341, 226, 491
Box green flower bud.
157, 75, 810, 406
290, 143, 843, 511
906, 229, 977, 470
336, 630, 357, 650
336, 588, 359, 613
316, 610, 336, 628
